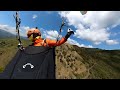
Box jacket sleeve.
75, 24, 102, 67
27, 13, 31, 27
45, 37, 67, 47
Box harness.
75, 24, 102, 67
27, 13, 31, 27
41, 39, 49, 47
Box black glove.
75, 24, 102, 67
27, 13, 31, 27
65, 28, 74, 40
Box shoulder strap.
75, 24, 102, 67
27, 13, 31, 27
42, 39, 49, 47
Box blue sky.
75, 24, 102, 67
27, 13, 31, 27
0, 11, 120, 50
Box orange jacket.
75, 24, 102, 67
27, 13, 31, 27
33, 37, 67, 47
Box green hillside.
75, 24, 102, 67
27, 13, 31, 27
0, 38, 31, 72
0, 38, 120, 79
56, 44, 120, 79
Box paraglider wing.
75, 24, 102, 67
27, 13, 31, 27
80, 11, 87, 15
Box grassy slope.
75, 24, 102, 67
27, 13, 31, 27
0, 38, 31, 72
73, 45, 120, 79
0, 38, 120, 79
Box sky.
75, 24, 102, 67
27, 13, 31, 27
0, 11, 120, 50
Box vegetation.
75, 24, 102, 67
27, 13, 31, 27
0, 38, 120, 79
56, 43, 120, 79
0, 38, 31, 73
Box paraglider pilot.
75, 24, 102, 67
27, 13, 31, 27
27, 27, 74, 47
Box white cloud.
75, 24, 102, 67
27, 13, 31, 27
0, 24, 62, 38
58, 11, 120, 45
21, 26, 30, 31
75, 28, 110, 45
0, 24, 31, 37
67, 38, 94, 48
43, 30, 62, 40
32, 14, 37, 19
106, 40, 119, 45
94, 42, 101, 45
0, 24, 16, 35
20, 26, 30, 37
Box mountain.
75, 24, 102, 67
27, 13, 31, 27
0, 29, 28, 40
0, 29, 15, 38
0, 38, 120, 79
